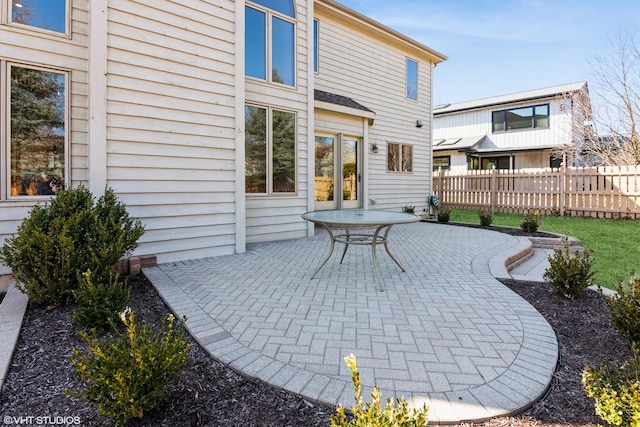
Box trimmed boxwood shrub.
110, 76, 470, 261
0, 186, 144, 305
68, 308, 192, 426
543, 236, 594, 299
583, 344, 640, 426
330, 354, 428, 427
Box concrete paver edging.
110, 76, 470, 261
144, 223, 560, 424
0, 280, 29, 392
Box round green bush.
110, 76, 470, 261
0, 186, 144, 305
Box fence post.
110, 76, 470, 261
559, 160, 566, 216
437, 167, 443, 204
490, 166, 497, 213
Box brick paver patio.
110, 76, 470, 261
144, 221, 557, 424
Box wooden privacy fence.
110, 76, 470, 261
433, 165, 640, 219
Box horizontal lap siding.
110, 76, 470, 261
0, 1, 89, 255
107, 0, 237, 262
315, 12, 433, 212
244, 1, 310, 244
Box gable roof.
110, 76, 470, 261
434, 81, 588, 116
315, 0, 447, 64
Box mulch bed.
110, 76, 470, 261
0, 276, 632, 426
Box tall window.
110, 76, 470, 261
406, 58, 418, 101
492, 104, 549, 133
245, 105, 296, 194
245, 1, 296, 87
11, 0, 68, 34
387, 142, 413, 172
3, 63, 67, 198
313, 19, 319, 73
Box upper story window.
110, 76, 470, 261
387, 142, 413, 173
313, 19, 319, 73
406, 58, 418, 101
245, 1, 296, 87
2, 62, 67, 199
492, 104, 549, 133
11, 0, 68, 35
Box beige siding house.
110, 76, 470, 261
0, 0, 445, 275
433, 82, 591, 172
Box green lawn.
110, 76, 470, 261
448, 209, 639, 290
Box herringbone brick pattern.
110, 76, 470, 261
146, 222, 557, 424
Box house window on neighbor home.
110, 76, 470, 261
492, 104, 549, 133
245, 105, 296, 194
433, 156, 450, 171
406, 58, 418, 101
387, 142, 413, 172
11, 0, 68, 35
245, 1, 296, 86
4, 63, 67, 198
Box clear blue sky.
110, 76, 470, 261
337, 0, 639, 108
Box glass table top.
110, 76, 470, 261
302, 209, 420, 226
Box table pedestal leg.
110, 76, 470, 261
310, 222, 336, 279
339, 225, 350, 264
380, 225, 406, 272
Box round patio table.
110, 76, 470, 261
301, 209, 420, 290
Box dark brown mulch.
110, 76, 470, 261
425, 219, 560, 238
0, 275, 631, 426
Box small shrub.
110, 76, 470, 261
330, 354, 428, 427
68, 307, 192, 426
401, 205, 415, 214
521, 210, 542, 233
436, 206, 451, 223
543, 236, 594, 299
0, 186, 144, 305
72, 270, 130, 331
582, 344, 640, 427
602, 275, 640, 348
478, 209, 493, 226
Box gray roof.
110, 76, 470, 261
433, 135, 485, 152
434, 81, 587, 116
314, 90, 375, 113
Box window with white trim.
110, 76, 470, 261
387, 142, 413, 172
406, 58, 418, 101
245, 105, 296, 194
10, 0, 68, 35
245, 0, 296, 87
2, 62, 67, 199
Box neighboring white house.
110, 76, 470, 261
0, 0, 446, 272
432, 82, 591, 172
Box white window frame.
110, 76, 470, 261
387, 142, 413, 173
406, 58, 418, 101
1, 61, 70, 201
245, 2, 297, 87
245, 104, 297, 195
6, 0, 70, 37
